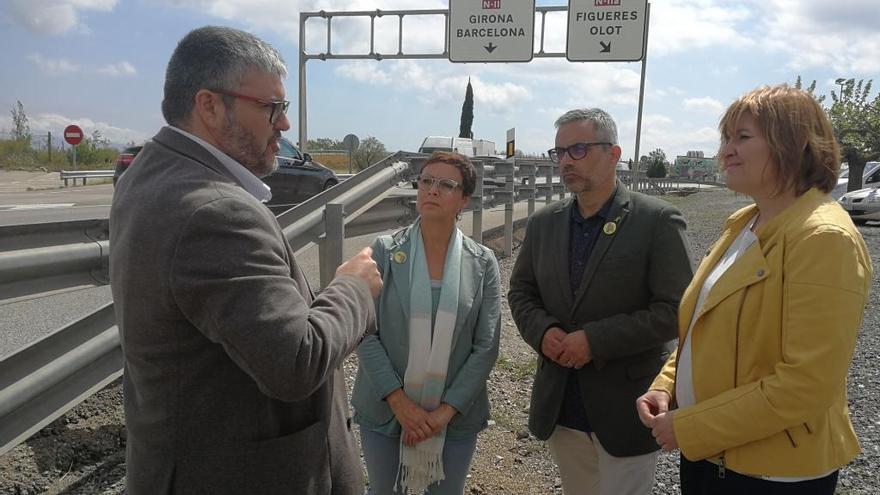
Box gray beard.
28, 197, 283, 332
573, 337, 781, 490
220, 113, 277, 178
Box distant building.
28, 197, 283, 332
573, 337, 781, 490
672, 151, 718, 181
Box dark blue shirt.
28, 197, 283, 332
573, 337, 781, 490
557, 193, 614, 433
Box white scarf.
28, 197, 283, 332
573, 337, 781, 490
396, 220, 462, 493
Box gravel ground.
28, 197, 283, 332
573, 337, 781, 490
2, 188, 878, 494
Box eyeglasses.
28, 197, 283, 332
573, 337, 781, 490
417, 175, 461, 195
210, 89, 290, 125
548, 142, 613, 163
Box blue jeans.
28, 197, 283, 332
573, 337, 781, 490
360, 428, 478, 495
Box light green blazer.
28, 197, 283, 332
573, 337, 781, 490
351, 224, 501, 437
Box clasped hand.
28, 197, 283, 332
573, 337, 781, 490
541, 327, 591, 369
387, 389, 457, 446
636, 390, 678, 451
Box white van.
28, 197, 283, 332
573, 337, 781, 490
418, 136, 477, 157
832, 161, 880, 199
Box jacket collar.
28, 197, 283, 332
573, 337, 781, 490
548, 183, 630, 310
385, 223, 485, 349
681, 188, 829, 331
152, 126, 271, 201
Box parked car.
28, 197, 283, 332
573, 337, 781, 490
112, 145, 143, 186
838, 185, 880, 224
831, 161, 880, 199
263, 137, 339, 209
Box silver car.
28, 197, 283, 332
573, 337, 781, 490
831, 161, 880, 199
838, 186, 880, 224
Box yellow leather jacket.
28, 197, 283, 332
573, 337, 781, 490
651, 188, 873, 477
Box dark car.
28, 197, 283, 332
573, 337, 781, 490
263, 137, 339, 209
112, 145, 143, 186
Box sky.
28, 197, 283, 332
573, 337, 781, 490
0, 0, 879, 161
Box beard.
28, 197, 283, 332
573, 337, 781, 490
219, 112, 278, 178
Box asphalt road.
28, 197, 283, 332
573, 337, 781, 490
0, 171, 536, 359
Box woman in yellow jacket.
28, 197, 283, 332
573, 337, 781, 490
636, 84, 873, 494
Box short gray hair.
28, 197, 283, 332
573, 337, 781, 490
554, 108, 619, 144
162, 26, 288, 126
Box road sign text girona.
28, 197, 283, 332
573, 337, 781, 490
469, 14, 514, 23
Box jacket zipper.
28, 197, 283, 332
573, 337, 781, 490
719, 291, 748, 479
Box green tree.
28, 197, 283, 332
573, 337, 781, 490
828, 78, 880, 192
645, 148, 668, 178
352, 136, 390, 171
11, 100, 31, 145
307, 137, 341, 150
67, 129, 117, 167
459, 78, 474, 139
794, 76, 826, 104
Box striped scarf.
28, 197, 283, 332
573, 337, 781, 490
396, 220, 462, 493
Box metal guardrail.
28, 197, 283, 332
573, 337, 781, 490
0, 154, 557, 457
60, 170, 115, 186
0, 220, 109, 306
0, 154, 717, 456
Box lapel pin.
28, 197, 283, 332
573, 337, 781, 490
393, 251, 407, 264
603, 221, 617, 235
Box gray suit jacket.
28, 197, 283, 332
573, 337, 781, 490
508, 185, 693, 456
110, 127, 376, 495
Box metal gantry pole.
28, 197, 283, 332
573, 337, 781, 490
298, 12, 308, 152
471, 160, 484, 244
632, 2, 651, 193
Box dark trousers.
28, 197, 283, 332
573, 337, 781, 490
680, 455, 839, 495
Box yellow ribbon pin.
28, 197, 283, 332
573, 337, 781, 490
393, 251, 407, 264
603, 221, 617, 235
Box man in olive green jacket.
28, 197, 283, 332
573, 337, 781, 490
508, 108, 693, 495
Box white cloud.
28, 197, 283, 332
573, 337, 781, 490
619, 114, 719, 160
6, 0, 117, 35
649, 0, 754, 56
12, 113, 151, 146
334, 61, 533, 114
755, 0, 880, 74
154, 0, 446, 46
97, 61, 137, 77
26, 53, 81, 75
683, 96, 724, 115
335, 62, 391, 84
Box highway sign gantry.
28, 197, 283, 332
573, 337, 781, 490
448, 0, 536, 63
566, 0, 648, 62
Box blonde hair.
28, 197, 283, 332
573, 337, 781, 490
718, 84, 840, 195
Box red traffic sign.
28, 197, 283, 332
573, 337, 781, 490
64, 124, 84, 146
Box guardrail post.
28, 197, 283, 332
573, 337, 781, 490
472, 160, 484, 244
527, 165, 536, 216
319, 203, 345, 288
504, 160, 514, 258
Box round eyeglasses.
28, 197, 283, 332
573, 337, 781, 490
547, 142, 612, 163
417, 175, 461, 196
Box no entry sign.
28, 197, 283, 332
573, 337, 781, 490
64, 125, 84, 146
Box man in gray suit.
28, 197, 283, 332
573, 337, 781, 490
508, 108, 693, 494
110, 26, 381, 495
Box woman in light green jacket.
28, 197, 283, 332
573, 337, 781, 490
351, 151, 501, 495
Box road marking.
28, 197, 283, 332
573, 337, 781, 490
0, 203, 76, 211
